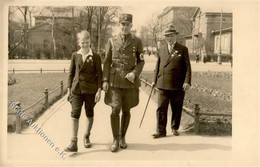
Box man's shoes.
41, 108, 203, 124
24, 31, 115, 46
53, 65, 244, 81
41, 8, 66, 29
83, 136, 92, 148
172, 129, 179, 136
152, 133, 166, 139
110, 140, 119, 152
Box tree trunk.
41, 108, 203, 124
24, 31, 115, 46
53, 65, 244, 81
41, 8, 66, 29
51, 7, 57, 59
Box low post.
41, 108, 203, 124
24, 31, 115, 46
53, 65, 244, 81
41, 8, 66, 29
60, 80, 64, 97
13, 68, 15, 74
64, 68, 66, 73
44, 88, 49, 109
15, 102, 21, 134
40, 68, 42, 73
194, 103, 200, 134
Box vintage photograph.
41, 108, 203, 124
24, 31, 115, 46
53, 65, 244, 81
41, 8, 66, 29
1, 0, 259, 166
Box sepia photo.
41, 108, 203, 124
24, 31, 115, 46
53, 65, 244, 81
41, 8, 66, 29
0, 0, 259, 166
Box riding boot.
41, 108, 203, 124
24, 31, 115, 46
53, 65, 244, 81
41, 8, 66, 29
84, 117, 93, 148
110, 114, 119, 152
120, 113, 130, 149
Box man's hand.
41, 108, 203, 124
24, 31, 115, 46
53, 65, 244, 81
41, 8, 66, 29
125, 72, 135, 83
102, 81, 109, 93
95, 89, 101, 102
151, 82, 156, 88
67, 88, 71, 101
183, 83, 191, 91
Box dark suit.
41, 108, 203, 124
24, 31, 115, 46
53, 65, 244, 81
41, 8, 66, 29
68, 51, 102, 119
154, 41, 191, 134
68, 52, 102, 95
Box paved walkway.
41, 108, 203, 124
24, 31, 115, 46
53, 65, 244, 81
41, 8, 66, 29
7, 89, 232, 165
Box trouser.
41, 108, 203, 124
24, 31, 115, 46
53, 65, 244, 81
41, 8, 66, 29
156, 89, 185, 135
70, 93, 96, 139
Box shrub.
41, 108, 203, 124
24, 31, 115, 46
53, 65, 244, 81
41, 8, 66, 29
8, 75, 16, 85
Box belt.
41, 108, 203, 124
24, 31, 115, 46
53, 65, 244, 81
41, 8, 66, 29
112, 62, 133, 70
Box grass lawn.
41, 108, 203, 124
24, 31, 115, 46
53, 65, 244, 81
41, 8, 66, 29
140, 71, 232, 112
192, 72, 232, 94
8, 73, 69, 132
140, 71, 232, 136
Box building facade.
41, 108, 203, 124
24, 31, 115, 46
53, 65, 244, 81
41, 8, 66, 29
188, 7, 233, 62
157, 7, 197, 44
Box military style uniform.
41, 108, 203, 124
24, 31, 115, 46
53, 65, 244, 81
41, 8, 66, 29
103, 33, 144, 108
102, 13, 145, 152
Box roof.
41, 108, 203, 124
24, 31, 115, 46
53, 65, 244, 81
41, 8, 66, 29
192, 6, 233, 18
212, 27, 232, 34
158, 6, 197, 18
29, 22, 70, 34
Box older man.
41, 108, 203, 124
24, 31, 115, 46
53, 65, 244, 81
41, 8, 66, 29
102, 13, 144, 152
152, 25, 191, 138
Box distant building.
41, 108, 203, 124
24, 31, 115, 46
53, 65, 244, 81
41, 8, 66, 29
28, 21, 72, 59
157, 7, 197, 44
187, 7, 232, 62
28, 8, 74, 59
212, 27, 232, 55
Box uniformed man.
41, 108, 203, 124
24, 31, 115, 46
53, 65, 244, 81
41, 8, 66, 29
102, 13, 145, 152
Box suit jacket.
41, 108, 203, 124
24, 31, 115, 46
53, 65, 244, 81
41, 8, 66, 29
68, 51, 102, 94
103, 33, 145, 88
154, 41, 191, 90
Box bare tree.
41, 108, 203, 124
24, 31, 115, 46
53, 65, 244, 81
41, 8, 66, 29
174, 7, 196, 35
17, 6, 29, 58
84, 6, 97, 34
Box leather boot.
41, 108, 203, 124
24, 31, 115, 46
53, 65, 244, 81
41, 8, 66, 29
65, 138, 78, 152
120, 135, 127, 149
110, 113, 119, 152
120, 112, 130, 149
84, 117, 93, 148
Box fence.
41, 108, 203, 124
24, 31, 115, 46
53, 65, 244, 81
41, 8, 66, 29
8, 81, 67, 134
8, 68, 68, 74
140, 78, 232, 134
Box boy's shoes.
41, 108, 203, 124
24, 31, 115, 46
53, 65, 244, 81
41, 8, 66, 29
84, 136, 92, 148
65, 139, 78, 152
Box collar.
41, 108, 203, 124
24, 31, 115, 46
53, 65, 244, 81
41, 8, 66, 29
168, 41, 176, 47
77, 48, 93, 56
120, 33, 131, 40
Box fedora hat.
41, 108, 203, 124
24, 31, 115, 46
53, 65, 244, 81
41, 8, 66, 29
164, 25, 179, 36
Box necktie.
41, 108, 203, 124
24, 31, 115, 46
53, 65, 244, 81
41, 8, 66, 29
169, 44, 174, 54
123, 35, 127, 43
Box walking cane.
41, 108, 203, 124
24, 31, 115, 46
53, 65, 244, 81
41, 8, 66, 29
139, 85, 154, 128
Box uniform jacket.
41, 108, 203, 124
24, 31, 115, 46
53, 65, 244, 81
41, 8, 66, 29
68, 51, 102, 94
154, 41, 191, 90
103, 33, 145, 88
